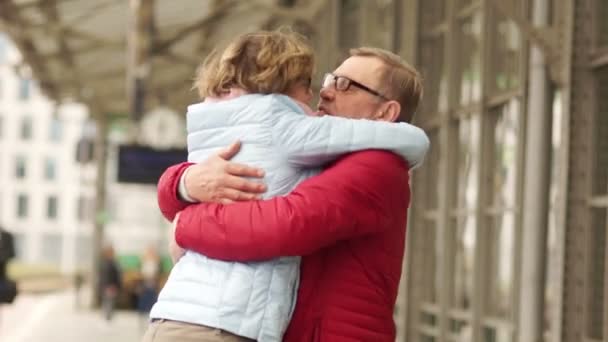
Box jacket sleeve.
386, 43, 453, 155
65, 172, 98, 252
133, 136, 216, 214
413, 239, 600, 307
270, 99, 430, 169
175, 150, 410, 261
157, 162, 194, 221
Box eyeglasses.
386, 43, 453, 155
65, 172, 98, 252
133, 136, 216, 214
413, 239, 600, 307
322, 73, 387, 100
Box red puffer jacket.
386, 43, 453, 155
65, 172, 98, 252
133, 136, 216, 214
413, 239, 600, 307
157, 150, 411, 342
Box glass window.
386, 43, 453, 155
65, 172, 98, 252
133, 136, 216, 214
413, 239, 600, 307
339, 0, 360, 49
421, 219, 441, 303
12, 233, 24, 260
44, 158, 56, 180
593, 66, 608, 196
489, 100, 520, 208
484, 212, 516, 318
422, 130, 441, 210
17, 193, 28, 218
456, 0, 476, 10
419, 37, 448, 115
586, 208, 606, 340
40, 233, 62, 264
20, 116, 33, 140
75, 235, 93, 267
49, 118, 62, 142
19, 78, 31, 101
450, 216, 477, 310
455, 117, 480, 210
545, 90, 564, 338
76, 196, 92, 221
597, 0, 608, 47
15, 155, 26, 179
490, 11, 522, 94
47, 196, 58, 219
456, 12, 483, 106
420, 0, 446, 30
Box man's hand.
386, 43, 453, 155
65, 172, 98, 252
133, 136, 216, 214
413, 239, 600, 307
184, 141, 267, 204
169, 212, 186, 263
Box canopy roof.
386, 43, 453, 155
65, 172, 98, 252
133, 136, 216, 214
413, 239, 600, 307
0, 0, 322, 117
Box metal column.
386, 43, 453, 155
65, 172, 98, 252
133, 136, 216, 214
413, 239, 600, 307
517, 0, 553, 340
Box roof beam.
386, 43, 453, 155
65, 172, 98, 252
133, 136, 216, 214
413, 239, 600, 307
127, 0, 156, 122
0, 0, 59, 99
151, 0, 236, 55
40, 0, 82, 93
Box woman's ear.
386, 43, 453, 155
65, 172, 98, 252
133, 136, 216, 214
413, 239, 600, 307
376, 101, 401, 122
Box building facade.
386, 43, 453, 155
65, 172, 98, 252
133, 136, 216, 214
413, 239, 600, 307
306, 0, 607, 341
0, 34, 97, 273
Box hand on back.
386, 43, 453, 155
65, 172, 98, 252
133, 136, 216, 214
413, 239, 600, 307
184, 140, 267, 204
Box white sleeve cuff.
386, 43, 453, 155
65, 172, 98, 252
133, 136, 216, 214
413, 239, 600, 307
178, 166, 197, 203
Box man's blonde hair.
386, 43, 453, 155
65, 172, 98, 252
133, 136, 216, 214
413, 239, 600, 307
196, 29, 314, 98
350, 47, 423, 123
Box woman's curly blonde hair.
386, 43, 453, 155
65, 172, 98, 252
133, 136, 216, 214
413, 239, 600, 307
195, 28, 315, 98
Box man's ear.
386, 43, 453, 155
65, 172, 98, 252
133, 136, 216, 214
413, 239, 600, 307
376, 101, 401, 122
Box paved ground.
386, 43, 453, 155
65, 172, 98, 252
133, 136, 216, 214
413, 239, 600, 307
0, 288, 145, 342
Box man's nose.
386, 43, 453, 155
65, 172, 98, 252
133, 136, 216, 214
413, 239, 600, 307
319, 86, 334, 100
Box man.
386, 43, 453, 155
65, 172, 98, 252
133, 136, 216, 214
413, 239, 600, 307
158, 47, 426, 341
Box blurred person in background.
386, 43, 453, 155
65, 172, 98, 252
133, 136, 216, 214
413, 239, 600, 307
0, 226, 17, 305
158, 45, 426, 341
137, 245, 161, 327
147, 29, 428, 342
98, 244, 122, 322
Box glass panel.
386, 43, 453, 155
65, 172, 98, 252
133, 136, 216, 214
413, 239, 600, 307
420, 334, 437, 342
455, 116, 480, 210
545, 90, 563, 336
47, 196, 58, 219
456, 0, 475, 10
12, 233, 25, 260
593, 66, 608, 195
40, 233, 62, 264
482, 326, 512, 342
75, 235, 93, 267
49, 118, 62, 142
45, 158, 56, 180
490, 100, 520, 208
15, 155, 26, 179
20, 116, 32, 140
490, 9, 522, 94
456, 12, 483, 106
597, 0, 608, 47
421, 219, 441, 303
485, 212, 516, 318
17, 193, 28, 218
449, 318, 473, 340
19, 78, 31, 101
450, 216, 477, 310
419, 37, 448, 115
586, 208, 606, 340
422, 130, 441, 210
420, 311, 438, 326
339, 0, 360, 49
420, 0, 446, 29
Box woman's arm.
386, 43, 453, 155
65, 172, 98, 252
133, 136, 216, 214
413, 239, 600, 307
269, 97, 430, 168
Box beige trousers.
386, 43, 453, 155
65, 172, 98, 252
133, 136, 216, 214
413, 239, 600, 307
142, 319, 256, 342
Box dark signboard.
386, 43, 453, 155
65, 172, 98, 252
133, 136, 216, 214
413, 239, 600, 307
117, 145, 187, 184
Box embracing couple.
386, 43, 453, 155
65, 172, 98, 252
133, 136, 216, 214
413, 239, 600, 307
144, 28, 429, 342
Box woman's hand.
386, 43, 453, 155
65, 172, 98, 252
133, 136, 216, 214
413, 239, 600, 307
184, 141, 267, 204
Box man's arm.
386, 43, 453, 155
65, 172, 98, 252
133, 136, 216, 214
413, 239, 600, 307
176, 150, 411, 261
157, 162, 193, 221
157, 141, 267, 221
